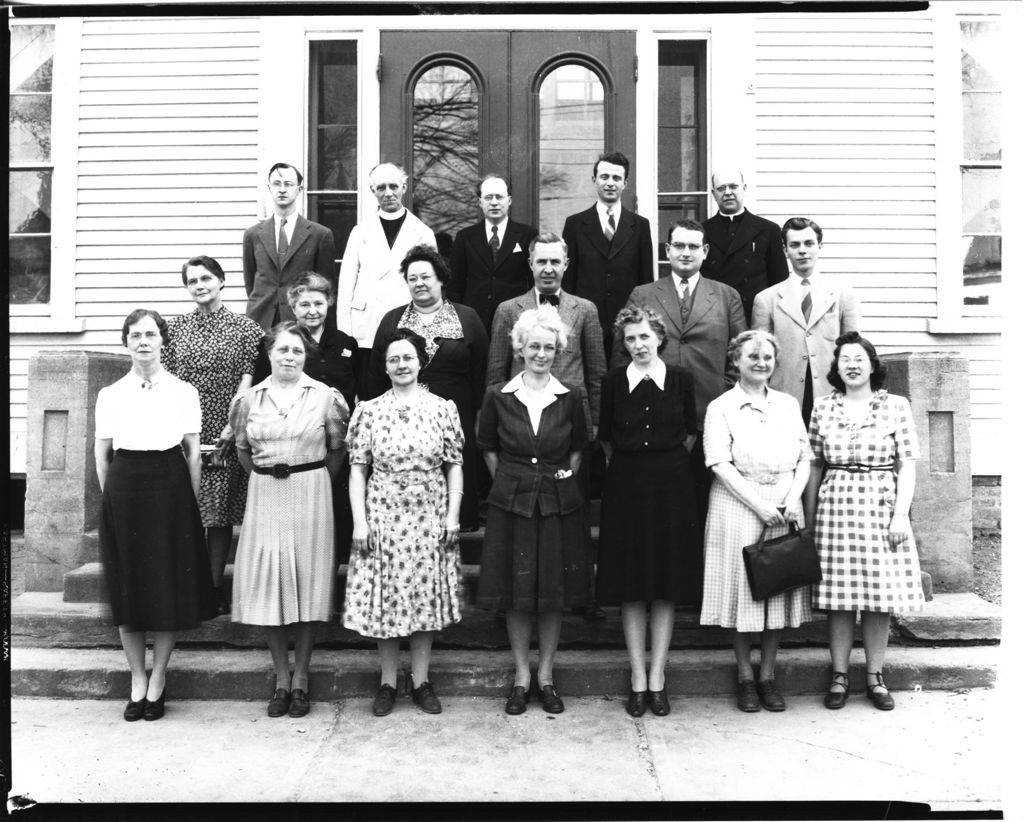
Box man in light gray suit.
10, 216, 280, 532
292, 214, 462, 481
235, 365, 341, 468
751, 217, 860, 424
613, 218, 747, 523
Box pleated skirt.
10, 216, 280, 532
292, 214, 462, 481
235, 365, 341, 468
99, 448, 218, 632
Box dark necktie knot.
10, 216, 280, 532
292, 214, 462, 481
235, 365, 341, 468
489, 224, 500, 260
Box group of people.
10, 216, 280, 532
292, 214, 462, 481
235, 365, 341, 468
94, 153, 925, 726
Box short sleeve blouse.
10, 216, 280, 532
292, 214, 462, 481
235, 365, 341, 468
809, 389, 919, 466
95, 370, 201, 450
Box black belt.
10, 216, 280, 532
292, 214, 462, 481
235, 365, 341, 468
827, 463, 894, 474
253, 460, 326, 479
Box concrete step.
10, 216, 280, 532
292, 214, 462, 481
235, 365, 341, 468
13, 590, 1000, 651
11, 645, 999, 700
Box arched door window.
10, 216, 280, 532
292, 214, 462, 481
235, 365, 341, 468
537, 62, 605, 233
411, 63, 480, 253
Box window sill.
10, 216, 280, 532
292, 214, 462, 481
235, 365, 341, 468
927, 317, 1001, 335
9, 317, 87, 334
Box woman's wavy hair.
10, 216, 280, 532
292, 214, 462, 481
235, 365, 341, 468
384, 327, 429, 370
612, 305, 668, 355
121, 308, 170, 347
826, 331, 886, 393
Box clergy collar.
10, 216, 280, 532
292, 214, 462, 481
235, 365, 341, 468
721, 208, 747, 222
626, 359, 666, 392
378, 207, 407, 221
501, 371, 569, 395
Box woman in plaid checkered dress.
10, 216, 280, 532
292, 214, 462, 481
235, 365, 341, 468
806, 332, 925, 711
699, 329, 813, 713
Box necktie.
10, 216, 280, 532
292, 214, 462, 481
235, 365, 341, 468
489, 224, 500, 261
604, 208, 616, 243
278, 217, 289, 264
540, 293, 560, 307
801, 278, 812, 323
679, 277, 691, 326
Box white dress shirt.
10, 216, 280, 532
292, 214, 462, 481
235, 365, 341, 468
501, 371, 569, 434
96, 369, 201, 451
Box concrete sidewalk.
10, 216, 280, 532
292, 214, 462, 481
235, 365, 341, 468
9, 689, 1004, 812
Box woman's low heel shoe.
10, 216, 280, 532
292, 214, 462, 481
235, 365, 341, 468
412, 681, 442, 714
626, 690, 646, 717
866, 672, 895, 711
737, 680, 761, 712
824, 671, 850, 710
538, 684, 564, 714
372, 684, 397, 717
123, 698, 147, 722
647, 690, 671, 717
505, 685, 529, 715
143, 691, 166, 721
267, 688, 291, 718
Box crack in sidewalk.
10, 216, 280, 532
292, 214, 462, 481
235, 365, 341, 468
631, 718, 664, 798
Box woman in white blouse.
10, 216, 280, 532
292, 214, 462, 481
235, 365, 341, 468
95, 309, 219, 722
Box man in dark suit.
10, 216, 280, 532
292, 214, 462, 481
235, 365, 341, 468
242, 162, 338, 331
449, 174, 538, 334
700, 166, 789, 325
561, 151, 655, 355
613, 219, 747, 524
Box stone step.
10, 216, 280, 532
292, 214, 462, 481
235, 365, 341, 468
12, 590, 1000, 651
10, 645, 999, 700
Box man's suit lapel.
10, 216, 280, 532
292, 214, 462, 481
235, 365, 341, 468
580, 208, 607, 254
806, 284, 838, 329
653, 277, 684, 336
607, 210, 636, 260
257, 217, 280, 271
684, 278, 717, 331
494, 222, 523, 270
279, 215, 312, 270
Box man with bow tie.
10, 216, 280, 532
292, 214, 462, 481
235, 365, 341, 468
449, 174, 539, 335
752, 217, 860, 424
613, 219, 746, 525
561, 151, 655, 356
700, 167, 789, 325
243, 163, 338, 331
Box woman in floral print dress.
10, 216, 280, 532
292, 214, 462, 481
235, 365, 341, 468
344, 329, 465, 717
163, 255, 265, 612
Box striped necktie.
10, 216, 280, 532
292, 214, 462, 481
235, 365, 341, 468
801, 278, 812, 323
604, 208, 616, 242
278, 217, 289, 265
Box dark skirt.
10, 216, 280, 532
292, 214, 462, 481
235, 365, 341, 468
99, 448, 219, 632
476, 505, 591, 612
595, 446, 702, 605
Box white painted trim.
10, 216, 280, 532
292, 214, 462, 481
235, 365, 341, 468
9, 317, 87, 334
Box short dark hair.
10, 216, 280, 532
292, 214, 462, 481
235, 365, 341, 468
826, 331, 886, 393
400, 244, 451, 290
121, 308, 170, 347
268, 163, 303, 187
180, 255, 226, 286
287, 272, 335, 307
782, 217, 823, 245
263, 321, 312, 357
666, 219, 706, 244
476, 173, 510, 197
593, 151, 630, 180
384, 328, 429, 371
613, 306, 668, 354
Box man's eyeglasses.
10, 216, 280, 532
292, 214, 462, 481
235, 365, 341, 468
269, 181, 298, 190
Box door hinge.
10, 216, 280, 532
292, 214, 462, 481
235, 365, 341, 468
633, 55, 638, 82
377, 54, 383, 83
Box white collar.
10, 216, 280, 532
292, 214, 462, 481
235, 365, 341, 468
485, 216, 509, 233
671, 271, 701, 289
533, 288, 563, 305
254, 371, 319, 393
378, 208, 407, 221
501, 371, 569, 395
275, 210, 297, 224
721, 208, 746, 221
626, 359, 666, 392
595, 201, 622, 221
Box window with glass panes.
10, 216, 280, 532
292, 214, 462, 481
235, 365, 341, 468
959, 20, 1001, 313
657, 41, 706, 279
308, 40, 358, 260
9, 23, 55, 306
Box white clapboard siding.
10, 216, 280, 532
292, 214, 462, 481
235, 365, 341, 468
754, 9, 1000, 474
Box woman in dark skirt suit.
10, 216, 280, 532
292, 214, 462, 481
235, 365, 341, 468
366, 245, 488, 530
477, 304, 591, 715
94, 309, 218, 722
595, 307, 701, 718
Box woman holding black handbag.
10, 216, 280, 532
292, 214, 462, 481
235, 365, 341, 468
699, 329, 813, 713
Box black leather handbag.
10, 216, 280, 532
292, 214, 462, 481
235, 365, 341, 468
742, 522, 822, 602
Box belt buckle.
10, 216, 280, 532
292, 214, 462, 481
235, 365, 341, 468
271, 463, 291, 479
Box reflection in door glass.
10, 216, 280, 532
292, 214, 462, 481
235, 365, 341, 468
538, 64, 605, 233
412, 65, 480, 256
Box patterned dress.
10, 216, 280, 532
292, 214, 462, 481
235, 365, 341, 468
343, 386, 465, 638
163, 306, 265, 527
229, 374, 349, 625
809, 390, 926, 614
699, 385, 813, 632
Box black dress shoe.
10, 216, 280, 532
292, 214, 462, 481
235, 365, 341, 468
505, 685, 529, 715
123, 698, 147, 722
143, 691, 166, 721
824, 671, 850, 710
412, 681, 442, 714
372, 684, 397, 716
756, 679, 786, 712
538, 684, 564, 714
626, 690, 646, 717
214, 586, 230, 616
647, 689, 671, 717
737, 680, 761, 712
288, 688, 310, 717
866, 672, 895, 711
267, 687, 291, 718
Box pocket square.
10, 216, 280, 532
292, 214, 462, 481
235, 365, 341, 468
512, 243, 523, 253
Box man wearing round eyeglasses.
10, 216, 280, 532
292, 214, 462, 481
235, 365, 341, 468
700, 166, 789, 325
242, 163, 338, 331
